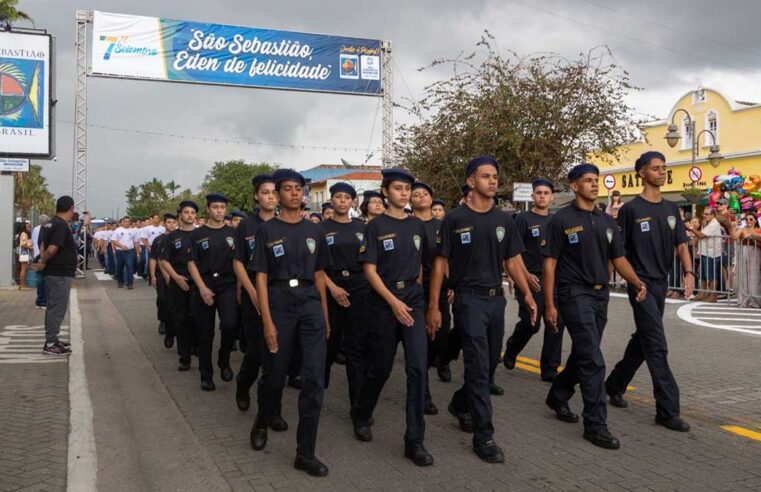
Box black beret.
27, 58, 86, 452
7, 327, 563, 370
461, 183, 472, 196
273, 168, 306, 188
205, 193, 229, 205
381, 167, 415, 185
567, 163, 600, 182
411, 181, 433, 196
532, 178, 555, 192
329, 182, 357, 199
322, 202, 333, 210
309, 212, 322, 221
251, 174, 274, 190
635, 151, 666, 172
224, 214, 232, 221
178, 200, 199, 212
432, 199, 446, 208
363, 190, 382, 200
163, 213, 176, 221
465, 156, 498, 178
231, 210, 247, 219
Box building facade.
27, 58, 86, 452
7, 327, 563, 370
590, 87, 761, 201
308, 171, 382, 211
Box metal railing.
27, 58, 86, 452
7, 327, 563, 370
736, 237, 761, 308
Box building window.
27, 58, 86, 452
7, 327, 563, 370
693, 88, 706, 104
681, 116, 694, 150
705, 110, 719, 146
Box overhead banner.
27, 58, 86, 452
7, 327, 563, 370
91, 11, 383, 96
0, 31, 53, 158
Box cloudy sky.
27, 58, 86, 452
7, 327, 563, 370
17, 0, 761, 217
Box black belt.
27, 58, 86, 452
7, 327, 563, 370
456, 286, 504, 297
559, 283, 606, 291
269, 279, 314, 288
328, 270, 363, 278
384, 278, 418, 291
204, 272, 233, 280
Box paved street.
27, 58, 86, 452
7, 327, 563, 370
3, 274, 761, 491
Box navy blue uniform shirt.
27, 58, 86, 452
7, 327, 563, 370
160, 229, 194, 277
251, 218, 330, 281
359, 214, 426, 282
514, 210, 551, 275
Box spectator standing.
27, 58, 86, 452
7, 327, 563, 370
16, 222, 33, 291
32, 214, 51, 307
733, 213, 761, 308
33, 196, 77, 355
605, 190, 624, 217
689, 208, 723, 303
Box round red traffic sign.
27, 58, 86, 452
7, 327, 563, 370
689, 166, 703, 182
603, 174, 616, 190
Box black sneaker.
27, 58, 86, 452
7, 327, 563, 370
55, 340, 71, 350
473, 440, 505, 463
43, 343, 71, 356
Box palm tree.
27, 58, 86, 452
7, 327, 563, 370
165, 180, 181, 198
0, 0, 33, 30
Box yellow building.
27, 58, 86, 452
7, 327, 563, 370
590, 87, 761, 201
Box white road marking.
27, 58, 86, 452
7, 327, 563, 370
67, 289, 97, 491
609, 291, 688, 304
0, 324, 69, 364
677, 302, 761, 336
93, 272, 112, 281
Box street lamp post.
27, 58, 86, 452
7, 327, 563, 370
665, 108, 723, 217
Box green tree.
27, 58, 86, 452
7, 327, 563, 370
396, 33, 643, 205
0, 0, 33, 29
200, 160, 277, 213
14, 164, 54, 218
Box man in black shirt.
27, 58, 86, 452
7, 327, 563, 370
321, 182, 371, 409
249, 169, 332, 478
35, 196, 77, 356
543, 163, 646, 450
605, 151, 693, 433
161, 201, 198, 371
411, 181, 450, 413
427, 156, 536, 464
232, 174, 288, 433
352, 167, 433, 467
503, 179, 564, 381
150, 213, 177, 349
188, 193, 239, 391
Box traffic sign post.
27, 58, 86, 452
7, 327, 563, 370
603, 174, 616, 190
689, 166, 703, 183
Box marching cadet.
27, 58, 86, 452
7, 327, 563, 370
232, 174, 288, 433
249, 169, 332, 478
605, 151, 693, 432
321, 202, 335, 221
360, 190, 385, 221
321, 182, 370, 409
160, 201, 198, 372
542, 163, 646, 450
503, 178, 565, 382
231, 210, 247, 228
351, 168, 433, 467
410, 181, 451, 413
188, 193, 239, 391
431, 199, 447, 220
149, 213, 178, 349
427, 156, 536, 464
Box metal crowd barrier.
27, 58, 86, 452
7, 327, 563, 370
736, 237, 761, 308
668, 234, 735, 302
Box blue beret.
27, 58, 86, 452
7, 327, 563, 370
465, 156, 498, 178
363, 190, 382, 200
432, 199, 446, 208
567, 163, 600, 182
231, 210, 247, 219
224, 214, 232, 221
178, 200, 199, 212
251, 174, 273, 190
309, 212, 322, 221
411, 181, 433, 196
205, 193, 228, 205
381, 167, 415, 185
322, 202, 333, 210
532, 178, 555, 192
273, 168, 306, 188
163, 213, 176, 221
635, 151, 666, 172
329, 182, 357, 199
461, 183, 472, 196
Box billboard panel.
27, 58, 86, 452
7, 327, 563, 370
0, 31, 52, 158
91, 11, 383, 96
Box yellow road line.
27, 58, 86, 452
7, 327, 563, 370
513, 355, 636, 391
721, 425, 761, 442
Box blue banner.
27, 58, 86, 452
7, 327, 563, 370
92, 12, 384, 96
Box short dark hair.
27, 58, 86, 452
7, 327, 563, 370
56, 195, 74, 213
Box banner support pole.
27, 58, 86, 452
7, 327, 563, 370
73, 10, 91, 277
381, 40, 393, 169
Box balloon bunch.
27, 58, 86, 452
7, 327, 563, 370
707, 168, 761, 213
